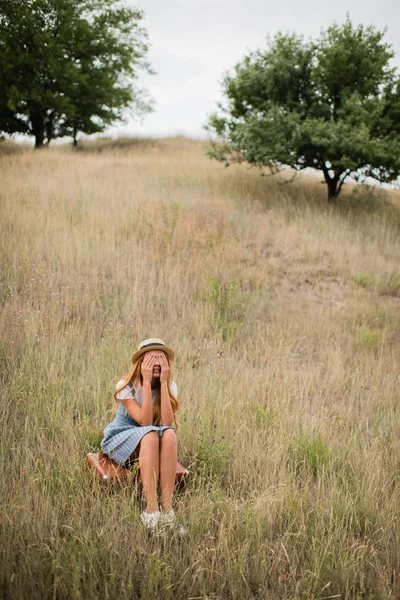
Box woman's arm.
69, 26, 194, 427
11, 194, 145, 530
160, 354, 174, 426
123, 354, 155, 425
160, 381, 174, 426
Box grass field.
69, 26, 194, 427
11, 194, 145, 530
1, 136, 400, 599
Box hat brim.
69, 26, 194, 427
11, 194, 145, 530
131, 345, 175, 365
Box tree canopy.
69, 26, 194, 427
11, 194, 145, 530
0, 0, 153, 147
205, 17, 400, 200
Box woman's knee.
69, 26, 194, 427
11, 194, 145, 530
140, 431, 159, 451
161, 428, 177, 447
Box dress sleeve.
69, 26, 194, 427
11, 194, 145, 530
170, 380, 178, 397
115, 379, 136, 401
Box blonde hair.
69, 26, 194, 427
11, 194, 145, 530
113, 351, 179, 428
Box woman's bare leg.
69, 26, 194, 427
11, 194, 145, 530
139, 431, 160, 513
159, 429, 177, 511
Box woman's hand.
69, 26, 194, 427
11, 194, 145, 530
159, 354, 170, 383
141, 353, 155, 383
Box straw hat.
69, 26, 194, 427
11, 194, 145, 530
131, 338, 175, 365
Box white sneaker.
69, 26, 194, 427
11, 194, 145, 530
140, 510, 161, 530
159, 509, 187, 536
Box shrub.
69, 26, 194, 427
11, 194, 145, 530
288, 431, 331, 478
207, 276, 245, 340
379, 270, 400, 298
196, 429, 235, 479
353, 274, 375, 288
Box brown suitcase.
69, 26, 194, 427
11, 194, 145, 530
87, 452, 189, 482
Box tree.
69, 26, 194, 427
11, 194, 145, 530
0, 0, 153, 148
205, 17, 400, 201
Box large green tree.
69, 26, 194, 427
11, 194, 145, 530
0, 0, 153, 148
205, 18, 400, 200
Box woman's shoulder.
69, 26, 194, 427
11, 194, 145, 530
170, 380, 178, 396
115, 378, 135, 400
116, 378, 129, 389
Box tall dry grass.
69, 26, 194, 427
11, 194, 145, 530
1, 137, 400, 600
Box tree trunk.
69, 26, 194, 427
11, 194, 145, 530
31, 112, 45, 149
34, 127, 45, 149
73, 126, 78, 147
322, 163, 340, 202
327, 178, 339, 201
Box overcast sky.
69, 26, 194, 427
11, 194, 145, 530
105, 0, 400, 139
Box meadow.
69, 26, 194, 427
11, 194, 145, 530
0, 136, 399, 599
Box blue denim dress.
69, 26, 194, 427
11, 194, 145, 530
101, 379, 177, 466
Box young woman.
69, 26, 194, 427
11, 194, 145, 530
101, 338, 185, 534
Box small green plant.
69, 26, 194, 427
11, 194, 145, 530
161, 201, 180, 241
288, 432, 330, 477
207, 276, 244, 340
64, 202, 85, 227
141, 553, 169, 600
355, 327, 384, 348
248, 401, 278, 429
85, 429, 103, 452
379, 269, 400, 298
197, 429, 234, 479
353, 274, 375, 288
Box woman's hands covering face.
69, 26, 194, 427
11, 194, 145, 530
141, 353, 156, 383
141, 352, 169, 383
159, 353, 170, 383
